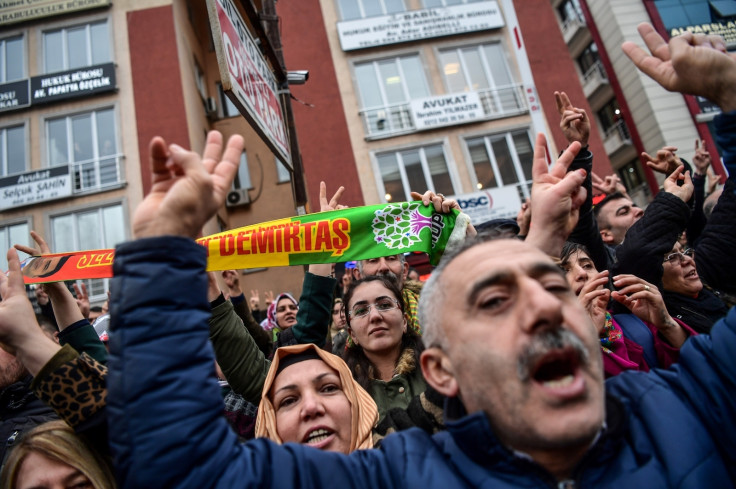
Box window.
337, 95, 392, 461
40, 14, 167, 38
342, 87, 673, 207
219, 83, 239, 118
0, 124, 26, 176
577, 43, 601, 74
337, 0, 406, 21
653, 0, 718, 31
276, 158, 291, 183
598, 99, 630, 145
597, 99, 624, 133
0, 221, 29, 272
234, 152, 252, 189
375, 144, 456, 202
51, 203, 125, 302
43, 20, 111, 73
465, 129, 534, 200
618, 158, 647, 191
0, 35, 24, 82
46, 107, 121, 192
194, 60, 206, 99
355, 55, 430, 136
557, 0, 584, 24
422, 0, 485, 6
578, 42, 607, 85
439, 43, 523, 117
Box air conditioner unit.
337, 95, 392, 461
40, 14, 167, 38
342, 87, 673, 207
226, 188, 250, 207
205, 97, 217, 116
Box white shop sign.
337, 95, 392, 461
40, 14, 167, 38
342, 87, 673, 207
411, 92, 483, 130
449, 186, 521, 225
337, 1, 504, 51
0, 166, 72, 210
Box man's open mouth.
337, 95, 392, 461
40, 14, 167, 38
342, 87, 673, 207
532, 348, 580, 383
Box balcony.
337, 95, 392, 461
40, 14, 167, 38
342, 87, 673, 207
360, 84, 528, 140
477, 84, 528, 119
562, 17, 587, 45
582, 61, 609, 98
360, 103, 416, 140
603, 120, 632, 155
71, 153, 124, 193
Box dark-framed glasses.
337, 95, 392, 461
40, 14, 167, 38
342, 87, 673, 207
349, 298, 400, 319
664, 248, 694, 264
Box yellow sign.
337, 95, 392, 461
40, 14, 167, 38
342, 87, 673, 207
0, 0, 111, 26
670, 21, 736, 45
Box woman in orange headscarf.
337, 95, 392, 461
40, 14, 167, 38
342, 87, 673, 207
255, 344, 377, 453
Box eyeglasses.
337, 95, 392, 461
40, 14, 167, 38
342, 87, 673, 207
349, 298, 400, 319
664, 248, 694, 264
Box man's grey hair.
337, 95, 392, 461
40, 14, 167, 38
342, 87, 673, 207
357, 253, 405, 275
419, 233, 507, 349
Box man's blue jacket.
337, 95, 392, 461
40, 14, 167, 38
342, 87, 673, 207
107, 231, 736, 489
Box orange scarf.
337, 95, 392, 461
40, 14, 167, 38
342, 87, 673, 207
255, 344, 377, 451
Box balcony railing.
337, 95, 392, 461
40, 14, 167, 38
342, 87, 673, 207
582, 61, 609, 97
603, 120, 632, 154
360, 103, 416, 139
562, 17, 586, 44
477, 84, 527, 119
359, 84, 528, 140
71, 153, 124, 193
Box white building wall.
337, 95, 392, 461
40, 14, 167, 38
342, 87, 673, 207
587, 0, 700, 170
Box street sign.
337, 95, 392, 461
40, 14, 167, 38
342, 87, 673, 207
207, 0, 291, 166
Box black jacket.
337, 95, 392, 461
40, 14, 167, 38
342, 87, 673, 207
0, 375, 57, 469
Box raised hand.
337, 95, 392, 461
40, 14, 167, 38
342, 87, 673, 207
641, 146, 681, 176
555, 91, 590, 146
693, 139, 711, 176
264, 290, 275, 307
133, 131, 244, 239
611, 274, 686, 347
0, 249, 40, 356
14, 229, 53, 265
662, 165, 694, 202
410, 189, 460, 214
577, 270, 611, 335
622, 23, 736, 111
525, 133, 586, 256
591, 172, 628, 198
73, 282, 90, 320
15, 231, 84, 330
706, 166, 720, 195
249, 289, 260, 310
319, 181, 347, 212
35, 285, 50, 306
221, 270, 242, 297
516, 199, 531, 236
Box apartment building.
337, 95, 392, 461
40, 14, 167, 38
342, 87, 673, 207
278, 0, 616, 231
546, 0, 733, 205
0, 0, 306, 303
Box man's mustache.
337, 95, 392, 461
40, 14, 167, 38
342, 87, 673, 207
517, 329, 589, 382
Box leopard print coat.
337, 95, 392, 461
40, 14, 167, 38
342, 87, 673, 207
31, 344, 107, 428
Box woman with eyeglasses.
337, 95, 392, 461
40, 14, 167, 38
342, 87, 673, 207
658, 242, 729, 334
341, 275, 426, 423
560, 242, 697, 377
609, 164, 736, 334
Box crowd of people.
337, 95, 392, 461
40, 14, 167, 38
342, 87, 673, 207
0, 23, 735, 488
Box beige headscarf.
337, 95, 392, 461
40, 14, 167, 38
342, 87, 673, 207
255, 343, 378, 451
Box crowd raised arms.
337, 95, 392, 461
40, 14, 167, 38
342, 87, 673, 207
0, 22, 735, 488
